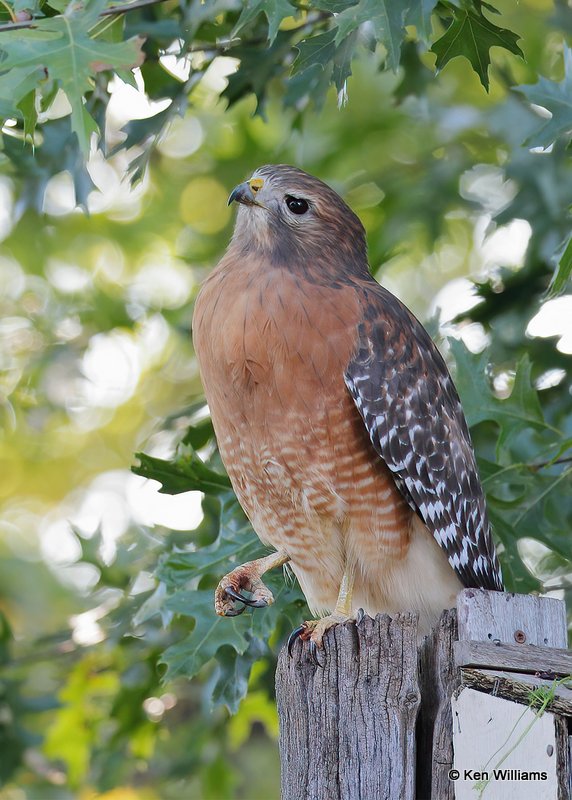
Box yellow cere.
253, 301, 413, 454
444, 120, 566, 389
249, 178, 264, 193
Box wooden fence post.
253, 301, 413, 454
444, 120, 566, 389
417, 608, 459, 800
275, 591, 571, 800
276, 613, 420, 800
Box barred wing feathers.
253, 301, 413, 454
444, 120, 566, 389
344, 283, 503, 592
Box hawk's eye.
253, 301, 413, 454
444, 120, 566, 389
285, 195, 309, 215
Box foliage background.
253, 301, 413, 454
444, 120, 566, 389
0, 0, 571, 797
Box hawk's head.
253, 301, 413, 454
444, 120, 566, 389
227, 164, 368, 277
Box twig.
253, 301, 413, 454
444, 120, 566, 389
530, 454, 572, 472
0, 0, 16, 22
103, 0, 169, 17
0, 0, 170, 34
513, 464, 572, 526
482, 453, 572, 486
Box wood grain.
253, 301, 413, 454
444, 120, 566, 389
461, 667, 572, 716
276, 613, 420, 800
454, 640, 572, 675
417, 608, 459, 800
275, 591, 571, 799
457, 589, 567, 648
555, 716, 570, 800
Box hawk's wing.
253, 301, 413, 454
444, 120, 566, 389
344, 282, 503, 591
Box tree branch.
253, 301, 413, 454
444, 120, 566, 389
530, 455, 572, 472
0, 0, 170, 34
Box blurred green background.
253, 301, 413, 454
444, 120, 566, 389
1, 0, 571, 797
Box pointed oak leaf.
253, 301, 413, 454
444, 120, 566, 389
546, 235, 572, 299
132, 450, 232, 496
233, 0, 296, 45
514, 46, 572, 148
431, 5, 523, 91
333, 0, 406, 72
0, 0, 142, 151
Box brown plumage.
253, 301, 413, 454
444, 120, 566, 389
192, 165, 503, 645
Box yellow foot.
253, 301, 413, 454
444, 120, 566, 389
215, 566, 275, 617
287, 609, 365, 662
301, 614, 353, 647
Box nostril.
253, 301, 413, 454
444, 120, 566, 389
249, 178, 264, 194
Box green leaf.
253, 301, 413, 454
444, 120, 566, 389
450, 340, 571, 594
16, 89, 37, 141
118, 99, 185, 182
487, 509, 541, 593
233, 0, 296, 45
284, 62, 330, 109
333, 0, 406, 71
490, 460, 572, 583
13, 0, 40, 14
156, 497, 264, 588
292, 28, 337, 76
290, 29, 343, 109
310, 0, 357, 11
405, 0, 439, 45
185, 0, 241, 39
431, 4, 523, 91
3, 115, 95, 210
0, 611, 12, 666
546, 235, 572, 299
514, 46, 572, 148
160, 577, 305, 684
165, 577, 303, 668
222, 30, 293, 114
332, 28, 357, 96
0, 0, 143, 151
132, 450, 232, 495
0, 65, 43, 123
394, 40, 434, 102
292, 25, 359, 105
181, 417, 215, 450
160, 590, 251, 680
206, 640, 267, 714
150, 481, 306, 701
132, 582, 173, 627
449, 340, 555, 452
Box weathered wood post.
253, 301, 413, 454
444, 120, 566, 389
276, 613, 420, 800
276, 591, 571, 800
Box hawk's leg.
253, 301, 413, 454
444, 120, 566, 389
215, 550, 290, 617
288, 569, 360, 655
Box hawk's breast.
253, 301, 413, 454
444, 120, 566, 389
193, 259, 423, 611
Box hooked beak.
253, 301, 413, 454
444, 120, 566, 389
228, 180, 264, 207
228, 181, 255, 206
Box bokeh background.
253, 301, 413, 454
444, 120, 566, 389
1, 1, 571, 797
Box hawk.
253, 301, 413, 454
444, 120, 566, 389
192, 165, 503, 650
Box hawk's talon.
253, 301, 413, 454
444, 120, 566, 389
356, 607, 365, 626
223, 587, 249, 605
215, 560, 280, 617
308, 640, 323, 667
287, 625, 323, 665
292, 609, 361, 649
287, 625, 305, 657
223, 587, 269, 608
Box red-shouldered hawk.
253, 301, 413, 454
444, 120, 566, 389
192, 165, 503, 652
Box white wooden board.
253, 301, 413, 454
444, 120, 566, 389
457, 589, 567, 647
452, 688, 559, 800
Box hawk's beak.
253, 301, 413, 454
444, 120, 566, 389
228, 181, 255, 206
228, 178, 265, 207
